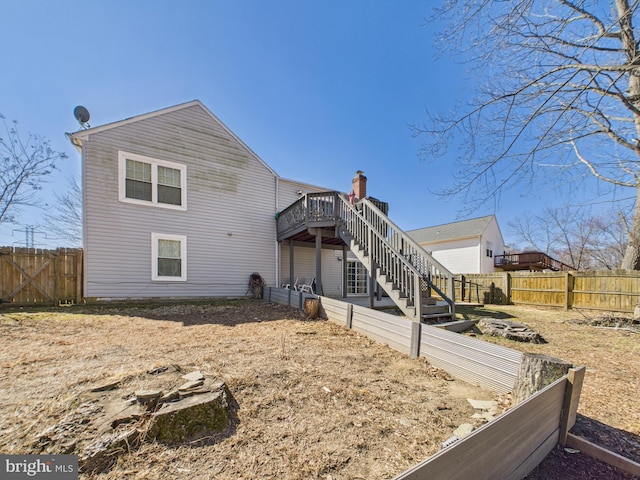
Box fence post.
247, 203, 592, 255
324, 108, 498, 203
565, 272, 574, 310
53, 249, 60, 306
346, 303, 353, 329
503, 272, 511, 305
559, 366, 586, 446
76, 249, 83, 304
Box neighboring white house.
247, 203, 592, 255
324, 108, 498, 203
68, 100, 361, 300
406, 215, 506, 274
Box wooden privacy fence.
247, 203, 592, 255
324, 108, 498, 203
264, 287, 589, 479
0, 247, 83, 306
457, 270, 640, 313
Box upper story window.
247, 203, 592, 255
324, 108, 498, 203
119, 151, 187, 210
486, 240, 494, 258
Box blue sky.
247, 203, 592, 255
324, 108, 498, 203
0, 1, 604, 248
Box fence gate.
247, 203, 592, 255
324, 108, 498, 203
0, 247, 83, 306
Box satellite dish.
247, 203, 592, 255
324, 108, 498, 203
73, 105, 91, 128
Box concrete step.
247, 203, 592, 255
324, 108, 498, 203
422, 304, 449, 314
421, 311, 456, 322
434, 319, 478, 332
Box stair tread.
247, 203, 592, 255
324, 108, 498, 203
340, 205, 454, 323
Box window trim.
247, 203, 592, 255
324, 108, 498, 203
118, 151, 187, 210
151, 233, 187, 281
486, 240, 494, 258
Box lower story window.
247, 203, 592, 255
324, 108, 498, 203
152, 233, 187, 281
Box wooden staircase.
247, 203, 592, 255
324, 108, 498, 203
335, 195, 455, 322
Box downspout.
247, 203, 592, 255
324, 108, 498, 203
275, 177, 279, 288
478, 234, 483, 274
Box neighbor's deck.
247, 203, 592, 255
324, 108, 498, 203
494, 252, 573, 272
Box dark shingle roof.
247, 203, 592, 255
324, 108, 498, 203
407, 215, 495, 244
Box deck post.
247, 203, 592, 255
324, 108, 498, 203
414, 274, 422, 322
342, 245, 348, 298
315, 229, 322, 295
369, 265, 376, 309
288, 238, 294, 304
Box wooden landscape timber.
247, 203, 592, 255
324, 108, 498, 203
564, 433, 640, 477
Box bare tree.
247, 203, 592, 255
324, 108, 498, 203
508, 206, 628, 269
587, 214, 628, 268
416, 0, 640, 269
0, 114, 67, 224
42, 176, 82, 247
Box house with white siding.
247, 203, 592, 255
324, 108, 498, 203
68, 100, 457, 322
406, 215, 506, 274
68, 100, 362, 300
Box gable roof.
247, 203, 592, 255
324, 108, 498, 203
407, 215, 497, 244
67, 99, 278, 177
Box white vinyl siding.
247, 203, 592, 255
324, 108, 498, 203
429, 239, 480, 274
82, 103, 278, 299
279, 245, 343, 297
118, 151, 187, 210
152, 233, 187, 281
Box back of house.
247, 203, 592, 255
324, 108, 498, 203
69, 100, 287, 300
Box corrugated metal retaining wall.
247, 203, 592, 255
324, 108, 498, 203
266, 288, 585, 480
394, 377, 569, 480
266, 286, 315, 310
351, 304, 414, 356
317, 294, 521, 394
420, 326, 523, 394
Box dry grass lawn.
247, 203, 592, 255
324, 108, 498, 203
457, 304, 640, 479
0, 300, 499, 480
2, 300, 638, 479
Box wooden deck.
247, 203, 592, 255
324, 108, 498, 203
494, 252, 573, 272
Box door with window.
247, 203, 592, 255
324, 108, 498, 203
346, 260, 368, 295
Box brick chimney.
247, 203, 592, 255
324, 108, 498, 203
351, 170, 367, 200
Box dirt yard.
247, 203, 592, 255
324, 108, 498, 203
1, 300, 498, 480
0, 300, 638, 479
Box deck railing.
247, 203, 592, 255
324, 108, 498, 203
276, 191, 455, 318
495, 252, 574, 272
335, 195, 419, 311
355, 198, 455, 313
276, 191, 340, 240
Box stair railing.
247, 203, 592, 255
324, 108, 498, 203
336, 195, 455, 317
335, 194, 422, 316
359, 198, 455, 314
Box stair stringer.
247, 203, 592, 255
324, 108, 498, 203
340, 235, 418, 320
335, 194, 455, 322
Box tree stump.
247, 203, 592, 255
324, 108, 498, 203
513, 353, 572, 404
304, 298, 319, 319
